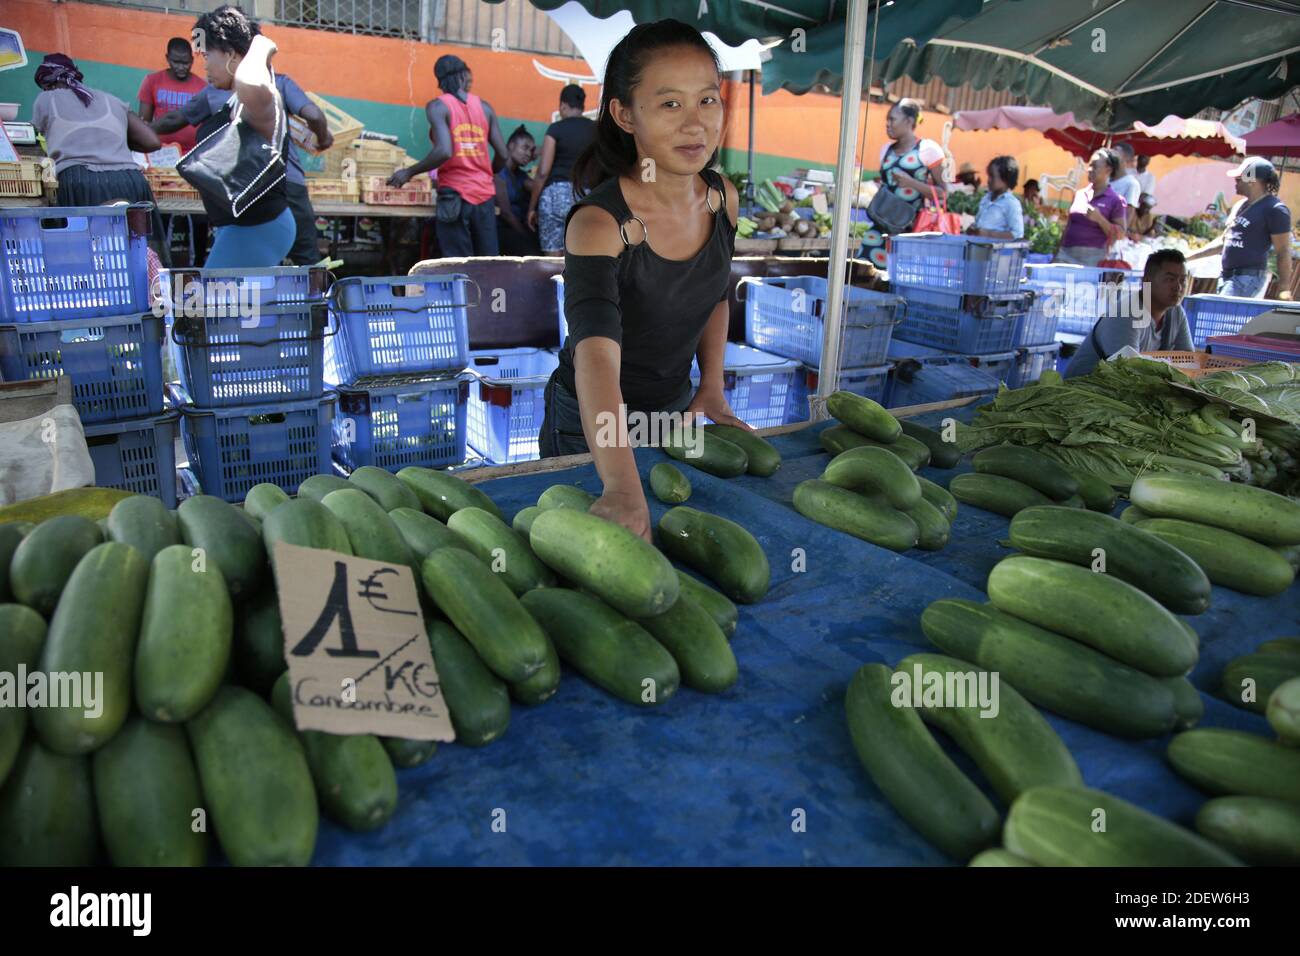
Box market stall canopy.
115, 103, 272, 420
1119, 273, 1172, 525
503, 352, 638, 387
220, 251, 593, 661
955, 106, 1247, 158
1243, 112, 1300, 155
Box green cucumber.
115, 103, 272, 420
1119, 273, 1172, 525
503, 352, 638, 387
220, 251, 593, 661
519, 588, 679, 707
973, 446, 1078, 500
1135, 517, 1295, 596
986, 555, 1198, 677
639, 593, 737, 692
921, 599, 1178, 738
1220, 652, 1300, 714
899, 418, 961, 469
902, 498, 950, 551
900, 653, 1081, 803
397, 466, 502, 521
657, 506, 770, 604
1276, 543, 1300, 571
844, 662, 999, 862
381, 736, 438, 768
92, 717, 207, 866
389, 507, 466, 560
260, 498, 353, 570
536, 484, 595, 511
1008, 506, 1211, 615
662, 427, 748, 478
1167, 728, 1300, 801
347, 465, 421, 512
270, 673, 398, 831
1260, 637, 1300, 655
819, 425, 929, 469
675, 571, 738, 639
320, 488, 416, 570
704, 423, 781, 476
509, 635, 561, 706
9, 514, 102, 616
793, 479, 918, 552
135, 544, 233, 723
187, 685, 318, 866
105, 494, 181, 562
949, 473, 1052, 517
1119, 505, 1151, 524
649, 462, 692, 503
1069, 471, 1118, 512
1004, 786, 1241, 867
426, 619, 511, 743
0, 740, 97, 866
968, 849, 1038, 866
235, 507, 261, 535
822, 446, 921, 510
511, 506, 546, 537
447, 506, 555, 594
0, 522, 29, 602
1266, 676, 1300, 746
533, 508, 679, 616
1195, 796, 1300, 866
32, 543, 148, 755
918, 476, 958, 522
420, 548, 550, 683
1162, 677, 1204, 730
233, 589, 286, 695
1058, 494, 1085, 509
1131, 473, 1300, 545
827, 390, 901, 443
297, 474, 351, 502
177, 495, 266, 598
243, 483, 290, 521
0, 604, 46, 788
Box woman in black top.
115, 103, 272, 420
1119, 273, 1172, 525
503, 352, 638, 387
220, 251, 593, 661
528, 84, 596, 254
537, 19, 749, 541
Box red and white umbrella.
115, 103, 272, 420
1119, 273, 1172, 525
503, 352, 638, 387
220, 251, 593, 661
955, 106, 1245, 159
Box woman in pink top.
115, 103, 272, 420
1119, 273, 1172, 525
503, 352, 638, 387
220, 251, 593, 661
1056, 148, 1128, 267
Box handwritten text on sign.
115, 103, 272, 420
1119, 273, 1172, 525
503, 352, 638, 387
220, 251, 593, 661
273, 542, 453, 741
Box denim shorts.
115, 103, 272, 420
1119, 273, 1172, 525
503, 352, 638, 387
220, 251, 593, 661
1217, 270, 1269, 298
537, 370, 694, 458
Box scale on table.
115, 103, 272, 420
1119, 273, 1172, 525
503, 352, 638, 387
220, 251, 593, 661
3, 122, 37, 147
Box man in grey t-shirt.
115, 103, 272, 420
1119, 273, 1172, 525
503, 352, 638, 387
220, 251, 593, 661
1110, 142, 1143, 233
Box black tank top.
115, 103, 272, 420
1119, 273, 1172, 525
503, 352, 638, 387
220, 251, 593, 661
555, 168, 735, 412
195, 95, 289, 228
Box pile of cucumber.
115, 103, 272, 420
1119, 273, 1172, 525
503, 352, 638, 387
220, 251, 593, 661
951, 445, 1116, 518
663, 423, 783, 479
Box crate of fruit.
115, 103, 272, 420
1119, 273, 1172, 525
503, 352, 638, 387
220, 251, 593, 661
306, 177, 359, 202
362, 175, 432, 206
0, 161, 43, 199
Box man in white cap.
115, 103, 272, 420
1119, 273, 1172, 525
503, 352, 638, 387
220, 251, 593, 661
1189, 156, 1293, 299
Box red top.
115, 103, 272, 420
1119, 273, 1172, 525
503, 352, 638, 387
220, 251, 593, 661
138, 70, 207, 153
435, 92, 495, 206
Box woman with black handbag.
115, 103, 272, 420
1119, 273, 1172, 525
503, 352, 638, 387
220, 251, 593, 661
858, 99, 947, 269
179, 5, 294, 268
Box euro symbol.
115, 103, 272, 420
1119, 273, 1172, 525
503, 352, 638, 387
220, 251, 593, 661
358, 567, 418, 616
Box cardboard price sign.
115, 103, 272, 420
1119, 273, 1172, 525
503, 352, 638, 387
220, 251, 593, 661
273, 542, 453, 741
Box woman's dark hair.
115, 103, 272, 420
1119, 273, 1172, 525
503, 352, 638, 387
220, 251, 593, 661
1093, 148, 1121, 179
1023, 178, 1040, 192
988, 155, 1019, 190
560, 84, 586, 110
507, 124, 534, 146
572, 18, 721, 195
193, 5, 259, 56
890, 98, 921, 128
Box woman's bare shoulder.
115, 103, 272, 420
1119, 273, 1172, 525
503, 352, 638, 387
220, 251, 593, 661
566, 202, 626, 256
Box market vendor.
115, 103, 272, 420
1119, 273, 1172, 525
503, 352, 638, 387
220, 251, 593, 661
967, 156, 1024, 240
137, 38, 205, 154
1186, 157, 1293, 300
857, 99, 946, 269
537, 19, 748, 541
1056, 148, 1127, 267
1064, 249, 1193, 378
1130, 193, 1158, 239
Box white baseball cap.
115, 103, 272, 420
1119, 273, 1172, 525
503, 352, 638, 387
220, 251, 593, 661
1226, 156, 1277, 182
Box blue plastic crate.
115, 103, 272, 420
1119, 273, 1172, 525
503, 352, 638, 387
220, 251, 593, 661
334, 373, 468, 473
84, 411, 180, 508
892, 285, 1027, 354
0, 313, 163, 423
159, 266, 328, 314
326, 274, 473, 382
1023, 263, 1143, 335
1015, 284, 1063, 346
1205, 334, 1300, 364
1006, 342, 1063, 389
740, 275, 903, 367
171, 301, 329, 408
690, 342, 801, 430
177, 389, 336, 503
0, 204, 151, 322
885, 340, 1006, 408
465, 347, 559, 465
785, 362, 890, 423
1183, 294, 1286, 350
887, 234, 1028, 296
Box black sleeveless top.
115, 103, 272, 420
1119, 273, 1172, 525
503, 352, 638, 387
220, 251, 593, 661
555, 168, 736, 412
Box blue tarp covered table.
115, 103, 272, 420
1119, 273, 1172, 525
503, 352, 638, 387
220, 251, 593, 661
312, 408, 1293, 866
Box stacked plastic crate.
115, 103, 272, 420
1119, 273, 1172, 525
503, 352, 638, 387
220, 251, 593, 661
0, 204, 180, 504
325, 274, 471, 475
1182, 294, 1289, 351
1023, 261, 1144, 376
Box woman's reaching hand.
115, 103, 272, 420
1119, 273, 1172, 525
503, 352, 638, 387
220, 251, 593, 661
685, 387, 751, 431
590, 487, 653, 543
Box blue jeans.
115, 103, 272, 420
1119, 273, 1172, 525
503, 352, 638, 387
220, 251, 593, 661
1217, 270, 1269, 298
205, 207, 296, 268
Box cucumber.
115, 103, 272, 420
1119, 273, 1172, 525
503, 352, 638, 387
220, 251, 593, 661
948, 473, 1052, 517
1058, 494, 1085, 509
819, 425, 930, 469
986, 555, 1198, 677
389, 507, 468, 561
233, 589, 286, 695
297, 474, 351, 503
0, 522, 29, 602
105, 494, 181, 563
902, 498, 950, 551
703, 423, 781, 476
261, 498, 353, 569
135, 544, 233, 723
1119, 505, 1151, 524
1167, 728, 1300, 801
243, 483, 290, 521
1008, 506, 1211, 615
532, 508, 680, 616
793, 479, 918, 552
1195, 796, 1300, 866
675, 570, 738, 639
235, 507, 261, 535
381, 736, 438, 768
1131, 473, 1300, 545
509, 635, 561, 706
426, 619, 511, 743
973, 446, 1078, 500
320, 488, 416, 571
844, 662, 999, 862
0, 604, 46, 788
347, 465, 421, 512
649, 462, 692, 503
1004, 786, 1241, 867
536, 484, 595, 511
270, 673, 398, 831
822, 446, 921, 510
32, 543, 148, 755
921, 599, 1178, 738
899, 418, 961, 469
1260, 637, 1300, 655
1069, 471, 1118, 512
397, 466, 502, 521
447, 506, 555, 594
1162, 677, 1204, 730
1135, 517, 1295, 596
511, 506, 546, 537
900, 653, 1081, 803
519, 588, 679, 707
1276, 543, 1300, 571
92, 717, 208, 866
420, 548, 551, 683
0, 740, 97, 866
188, 685, 318, 865
918, 476, 958, 522
8, 514, 102, 616
1266, 676, 1300, 746
827, 390, 901, 443
177, 495, 266, 598
968, 849, 1038, 866
639, 593, 737, 692
657, 506, 770, 604
662, 427, 748, 478
1220, 652, 1300, 714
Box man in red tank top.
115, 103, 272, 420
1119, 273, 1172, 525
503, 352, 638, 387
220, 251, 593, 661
389, 54, 507, 257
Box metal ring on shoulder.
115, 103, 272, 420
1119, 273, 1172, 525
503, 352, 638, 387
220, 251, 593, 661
620, 216, 648, 247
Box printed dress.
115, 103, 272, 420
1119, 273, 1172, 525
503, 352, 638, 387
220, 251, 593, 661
859, 138, 945, 269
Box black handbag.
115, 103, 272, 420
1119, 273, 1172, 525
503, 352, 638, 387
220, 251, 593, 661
177, 82, 285, 219
866, 180, 919, 235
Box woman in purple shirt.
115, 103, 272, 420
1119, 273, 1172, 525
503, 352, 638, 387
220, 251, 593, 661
1057, 148, 1127, 267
